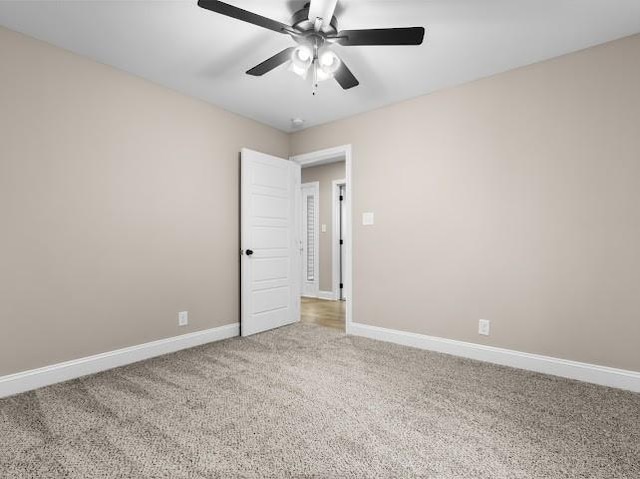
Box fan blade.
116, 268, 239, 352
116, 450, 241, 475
334, 58, 359, 90
198, 0, 294, 35
246, 48, 295, 76
335, 27, 425, 46
308, 0, 338, 30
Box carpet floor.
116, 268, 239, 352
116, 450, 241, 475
1, 323, 639, 478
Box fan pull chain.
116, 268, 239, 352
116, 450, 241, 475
312, 60, 318, 96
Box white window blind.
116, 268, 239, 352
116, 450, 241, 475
306, 195, 315, 281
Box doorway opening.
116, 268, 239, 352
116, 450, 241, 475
291, 145, 352, 333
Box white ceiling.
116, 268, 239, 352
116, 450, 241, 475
1, 1, 639, 132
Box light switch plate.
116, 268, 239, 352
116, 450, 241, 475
178, 311, 188, 326
362, 212, 374, 226
321, 224, 327, 233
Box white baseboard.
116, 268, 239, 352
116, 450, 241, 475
317, 290, 337, 301
302, 291, 338, 301
349, 322, 640, 393
0, 323, 239, 399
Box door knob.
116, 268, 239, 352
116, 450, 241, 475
245, 249, 254, 256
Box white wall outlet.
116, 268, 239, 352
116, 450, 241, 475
178, 311, 188, 327
362, 212, 374, 226
478, 319, 490, 336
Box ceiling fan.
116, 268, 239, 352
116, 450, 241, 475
197, 0, 425, 95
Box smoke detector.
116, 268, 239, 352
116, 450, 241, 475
291, 118, 305, 128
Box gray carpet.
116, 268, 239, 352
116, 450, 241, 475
1, 323, 639, 478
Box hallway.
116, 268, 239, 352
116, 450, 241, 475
300, 297, 345, 330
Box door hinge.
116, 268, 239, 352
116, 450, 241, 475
339, 195, 344, 201
339, 239, 344, 245
340, 283, 344, 289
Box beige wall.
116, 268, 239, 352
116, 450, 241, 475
302, 161, 346, 292
0, 27, 289, 376
291, 34, 640, 371
3, 25, 640, 377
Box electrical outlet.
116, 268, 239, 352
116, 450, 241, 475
178, 311, 188, 327
478, 319, 490, 336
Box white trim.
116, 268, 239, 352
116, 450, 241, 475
331, 179, 346, 302
0, 323, 239, 399
290, 145, 353, 333
291, 145, 348, 167
349, 322, 640, 393
317, 291, 336, 300
301, 292, 335, 300
293, 163, 302, 325
301, 181, 320, 298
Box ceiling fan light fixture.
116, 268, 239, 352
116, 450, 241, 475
316, 67, 332, 82
317, 48, 340, 82
198, 0, 425, 93
289, 45, 313, 78
288, 61, 309, 78
292, 45, 312, 65
319, 49, 340, 72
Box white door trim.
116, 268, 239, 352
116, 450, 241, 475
332, 179, 346, 301
291, 145, 348, 167
301, 181, 320, 298
290, 145, 352, 333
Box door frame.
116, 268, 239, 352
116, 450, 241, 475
290, 145, 353, 333
331, 179, 346, 301
301, 181, 320, 298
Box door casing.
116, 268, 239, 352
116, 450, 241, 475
331, 179, 346, 301
289, 145, 353, 333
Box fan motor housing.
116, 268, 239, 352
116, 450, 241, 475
291, 3, 338, 35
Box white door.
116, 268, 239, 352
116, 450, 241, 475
241, 148, 301, 336
301, 182, 319, 297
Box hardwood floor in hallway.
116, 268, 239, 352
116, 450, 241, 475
300, 297, 345, 330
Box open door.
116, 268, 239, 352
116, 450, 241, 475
241, 148, 301, 336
